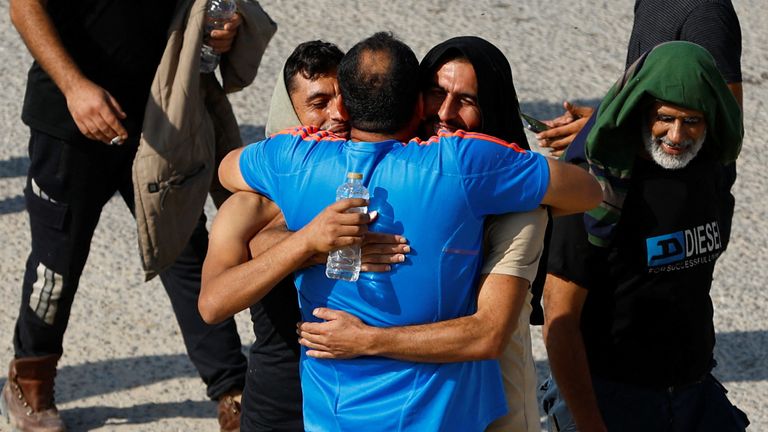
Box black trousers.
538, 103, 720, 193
241, 277, 303, 431
12, 129, 246, 400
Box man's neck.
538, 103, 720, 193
351, 129, 396, 142
350, 127, 416, 143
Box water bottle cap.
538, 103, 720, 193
347, 172, 363, 179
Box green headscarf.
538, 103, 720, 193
583, 41, 743, 247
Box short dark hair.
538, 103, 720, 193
284, 40, 344, 95
338, 32, 420, 134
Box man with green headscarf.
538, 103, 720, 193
541, 41, 749, 432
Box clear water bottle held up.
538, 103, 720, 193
200, 0, 237, 73
326, 173, 369, 282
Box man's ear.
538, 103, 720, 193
336, 93, 349, 121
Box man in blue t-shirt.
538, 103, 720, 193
215, 32, 601, 431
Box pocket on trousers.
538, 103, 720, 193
540, 377, 579, 432
697, 374, 750, 431
24, 185, 68, 230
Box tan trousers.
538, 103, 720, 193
486, 291, 540, 432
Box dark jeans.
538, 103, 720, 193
594, 374, 749, 432
241, 277, 303, 431
12, 129, 246, 399
541, 373, 749, 432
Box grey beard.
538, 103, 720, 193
641, 125, 706, 170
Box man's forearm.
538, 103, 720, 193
369, 313, 512, 362
543, 275, 607, 432
10, 0, 86, 96
302, 274, 528, 362
201, 197, 371, 324
249, 222, 292, 257
545, 317, 607, 432
200, 229, 315, 324
373, 275, 525, 362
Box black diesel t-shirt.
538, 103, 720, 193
548, 156, 728, 388
626, 0, 742, 83
22, 1, 175, 141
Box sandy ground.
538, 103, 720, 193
0, 0, 766, 430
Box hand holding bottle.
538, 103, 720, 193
326, 173, 370, 281
200, 0, 238, 73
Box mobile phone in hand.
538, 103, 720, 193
520, 112, 550, 133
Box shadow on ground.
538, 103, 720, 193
0, 195, 25, 215
0, 330, 764, 428
0, 156, 29, 215
0, 354, 213, 430
60, 400, 214, 430
0, 156, 29, 179
52, 354, 201, 404
532, 329, 768, 384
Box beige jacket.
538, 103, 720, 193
132, 0, 276, 279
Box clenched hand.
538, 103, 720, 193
65, 77, 127, 145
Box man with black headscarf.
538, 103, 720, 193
297, 36, 546, 432
419, 37, 529, 145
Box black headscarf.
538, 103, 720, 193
420, 36, 529, 149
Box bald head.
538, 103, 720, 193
338, 32, 420, 134
359, 49, 392, 78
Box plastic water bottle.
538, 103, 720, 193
326, 173, 369, 282
200, 0, 237, 73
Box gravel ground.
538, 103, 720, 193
0, 0, 766, 430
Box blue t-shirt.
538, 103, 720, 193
240, 127, 550, 431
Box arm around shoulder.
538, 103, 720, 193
199, 192, 282, 323
541, 158, 602, 216
200, 196, 374, 324
219, 147, 252, 192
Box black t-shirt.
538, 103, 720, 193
626, 0, 742, 83
22, 1, 175, 141
548, 156, 728, 388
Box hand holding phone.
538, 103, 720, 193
520, 112, 550, 133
